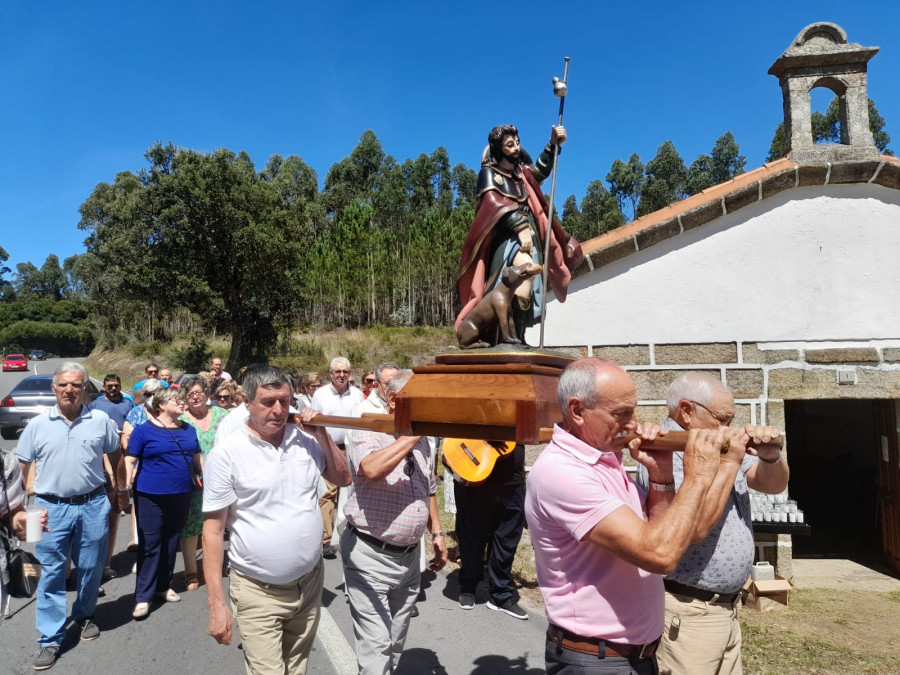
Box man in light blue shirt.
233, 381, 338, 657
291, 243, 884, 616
17, 362, 120, 671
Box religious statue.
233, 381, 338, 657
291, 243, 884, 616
455, 124, 583, 349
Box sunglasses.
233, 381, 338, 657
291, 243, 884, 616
146, 370, 158, 375
364, 378, 376, 385
217, 394, 232, 401
403, 453, 416, 477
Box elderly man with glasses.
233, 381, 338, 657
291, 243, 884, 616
17, 363, 121, 671
342, 369, 447, 674
634, 373, 789, 675
310, 356, 364, 558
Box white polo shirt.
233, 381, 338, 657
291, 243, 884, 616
310, 384, 363, 446
203, 422, 326, 584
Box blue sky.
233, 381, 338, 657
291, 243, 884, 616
2, 1, 898, 273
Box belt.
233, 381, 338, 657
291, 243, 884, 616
664, 579, 741, 605
347, 523, 418, 555
547, 625, 660, 660
36, 486, 106, 505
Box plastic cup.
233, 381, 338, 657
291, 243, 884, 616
26, 507, 44, 542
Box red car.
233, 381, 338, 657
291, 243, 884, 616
2, 354, 29, 372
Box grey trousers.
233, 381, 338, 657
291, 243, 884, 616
340, 528, 420, 675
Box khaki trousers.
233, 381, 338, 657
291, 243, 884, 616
656, 590, 742, 675
319, 446, 346, 546
229, 560, 324, 675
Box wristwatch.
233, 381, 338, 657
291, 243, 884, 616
649, 481, 675, 493
431, 531, 445, 539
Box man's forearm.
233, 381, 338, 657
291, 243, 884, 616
318, 431, 351, 486
643, 477, 713, 572
202, 520, 227, 608
691, 461, 742, 541
358, 436, 421, 481
749, 456, 789, 494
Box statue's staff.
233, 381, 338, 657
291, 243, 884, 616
539, 57, 570, 349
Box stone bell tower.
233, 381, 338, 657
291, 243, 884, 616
769, 22, 880, 163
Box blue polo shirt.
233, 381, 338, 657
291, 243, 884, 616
90, 395, 134, 430
127, 422, 200, 495
16, 406, 120, 498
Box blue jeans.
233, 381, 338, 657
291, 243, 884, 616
545, 637, 659, 675
34, 493, 110, 646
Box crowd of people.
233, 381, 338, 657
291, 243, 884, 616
2, 354, 789, 675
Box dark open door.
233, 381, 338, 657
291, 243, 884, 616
874, 400, 900, 574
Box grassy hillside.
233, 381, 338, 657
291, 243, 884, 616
84, 326, 457, 390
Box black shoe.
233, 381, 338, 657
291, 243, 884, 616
322, 544, 337, 559
410, 604, 419, 618
33, 646, 60, 671
78, 617, 101, 641
458, 593, 475, 610
487, 598, 528, 620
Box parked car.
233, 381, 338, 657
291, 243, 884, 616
2, 354, 29, 372
29, 349, 47, 361
0, 375, 101, 440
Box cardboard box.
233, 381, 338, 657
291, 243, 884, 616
743, 574, 792, 611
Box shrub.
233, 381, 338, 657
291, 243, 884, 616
171, 334, 213, 373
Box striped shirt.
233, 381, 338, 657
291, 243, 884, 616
344, 430, 435, 546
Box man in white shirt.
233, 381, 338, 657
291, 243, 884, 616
310, 356, 363, 558
202, 365, 351, 675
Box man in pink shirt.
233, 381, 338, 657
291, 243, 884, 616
526, 359, 734, 674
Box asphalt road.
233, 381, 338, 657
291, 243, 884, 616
1, 360, 548, 674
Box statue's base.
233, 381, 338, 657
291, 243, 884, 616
393, 348, 574, 443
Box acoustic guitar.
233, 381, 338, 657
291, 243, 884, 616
442, 438, 517, 486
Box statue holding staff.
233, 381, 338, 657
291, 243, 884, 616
455, 124, 583, 349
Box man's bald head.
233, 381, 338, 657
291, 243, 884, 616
557, 359, 638, 452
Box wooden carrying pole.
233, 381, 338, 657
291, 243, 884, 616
301, 413, 692, 452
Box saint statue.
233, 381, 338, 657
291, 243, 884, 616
455, 124, 583, 348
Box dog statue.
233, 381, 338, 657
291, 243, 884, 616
457, 262, 543, 349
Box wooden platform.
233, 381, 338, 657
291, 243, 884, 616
392, 349, 574, 443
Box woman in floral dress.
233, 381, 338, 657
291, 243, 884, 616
178, 376, 228, 590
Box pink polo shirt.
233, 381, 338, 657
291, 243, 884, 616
525, 424, 664, 644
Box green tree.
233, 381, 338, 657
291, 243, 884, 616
606, 154, 644, 221
575, 181, 625, 240
685, 131, 747, 196
637, 141, 687, 217
766, 97, 893, 161
78, 142, 314, 369
561, 195, 582, 235
0, 246, 15, 300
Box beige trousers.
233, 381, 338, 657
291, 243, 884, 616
229, 560, 324, 675
656, 590, 743, 675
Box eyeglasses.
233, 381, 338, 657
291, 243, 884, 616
364, 378, 376, 385
332, 370, 350, 375
146, 370, 158, 376
689, 400, 734, 427
216, 394, 232, 401
403, 453, 416, 477
186, 392, 206, 400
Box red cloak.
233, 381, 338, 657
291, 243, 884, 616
455, 164, 583, 330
